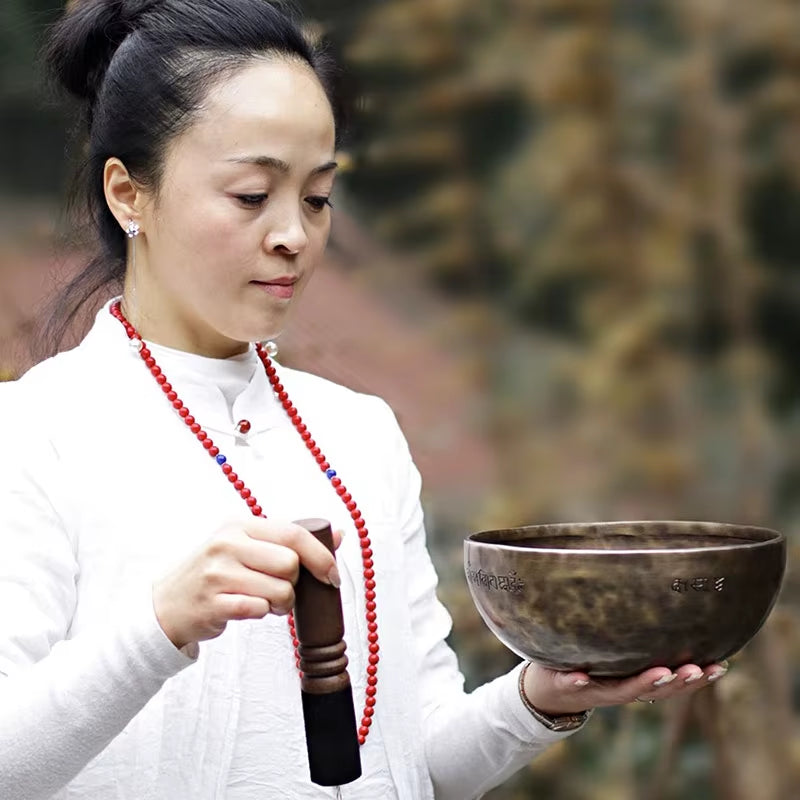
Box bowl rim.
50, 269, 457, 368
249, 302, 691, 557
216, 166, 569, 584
465, 519, 785, 555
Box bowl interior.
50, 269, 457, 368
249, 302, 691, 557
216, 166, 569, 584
468, 521, 781, 552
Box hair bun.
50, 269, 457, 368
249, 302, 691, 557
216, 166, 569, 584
44, 0, 152, 104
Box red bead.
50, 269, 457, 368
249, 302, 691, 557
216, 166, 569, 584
366, 695, 376, 706
366, 685, 377, 696
365, 707, 374, 717
315, 455, 325, 464
252, 505, 262, 516
279, 393, 289, 403
291, 415, 301, 426
190, 423, 201, 434
342, 493, 352, 503
292, 638, 299, 648
366, 601, 376, 612
368, 633, 378, 643
179, 407, 189, 418
362, 717, 372, 728
222, 464, 233, 475
351, 510, 361, 521
173, 399, 184, 410
364, 569, 374, 580
358, 736, 366, 746
369, 644, 379, 654
145, 357, 156, 368
336, 486, 347, 496
196, 431, 207, 442
368, 654, 379, 666
227, 472, 238, 483
365, 580, 376, 591
202, 439, 213, 450
367, 665, 377, 676
297, 424, 307, 434
273, 383, 283, 394
140, 347, 151, 359
366, 612, 377, 623
359, 727, 368, 738
167, 391, 177, 401
240, 488, 251, 499
359, 538, 372, 549
362, 548, 373, 559
346, 501, 357, 511
331, 477, 342, 488
367, 622, 377, 633
151, 366, 162, 377
209, 446, 219, 457
355, 518, 366, 529
246, 497, 257, 507
365, 590, 376, 601
320, 461, 329, 471
367, 676, 377, 686
185, 415, 195, 425
236, 419, 251, 434
156, 374, 167, 385
234, 480, 244, 491
311, 447, 321, 457
363, 559, 374, 570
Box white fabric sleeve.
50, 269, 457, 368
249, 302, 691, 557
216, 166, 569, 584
379, 401, 586, 800
0, 394, 195, 800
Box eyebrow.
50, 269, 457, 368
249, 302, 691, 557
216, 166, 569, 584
227, 156, 338, 176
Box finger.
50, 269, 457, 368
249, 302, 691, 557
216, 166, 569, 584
214, 593, 270, 622
332, 529, 344, 550
615, 667, 677, 703
235, 538, 300, 583
244, 519, 340, 587
704, 661, 729, 683
221, 567, 297, 615
674, 664, 704, 685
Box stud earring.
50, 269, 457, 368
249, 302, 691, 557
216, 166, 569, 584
126, 220, 140, 238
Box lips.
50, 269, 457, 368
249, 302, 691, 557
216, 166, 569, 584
251, 275, 299, 299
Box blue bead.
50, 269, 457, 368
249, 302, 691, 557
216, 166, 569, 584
216, 454, 227, 465
326, 468, 337, 479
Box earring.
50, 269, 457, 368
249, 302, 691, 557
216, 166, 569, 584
126, 220, 140, 238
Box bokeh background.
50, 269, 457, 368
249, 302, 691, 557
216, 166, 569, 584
1, 1, 799, 798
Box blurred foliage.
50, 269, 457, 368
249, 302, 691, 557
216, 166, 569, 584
2, 0, 799, 798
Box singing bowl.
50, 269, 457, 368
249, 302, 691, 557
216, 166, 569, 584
464, 521, 786, 677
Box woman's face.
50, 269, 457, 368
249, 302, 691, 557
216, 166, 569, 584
129, 57, 337, 357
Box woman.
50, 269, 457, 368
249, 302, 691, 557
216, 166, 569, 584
0, 1, 727, 798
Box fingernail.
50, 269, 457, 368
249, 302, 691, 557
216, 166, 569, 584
708, 668, 727, 682
653, 673, 677, 688
327, 565, 341, 588
574, 679, 589, 687
684, 672, 703, 684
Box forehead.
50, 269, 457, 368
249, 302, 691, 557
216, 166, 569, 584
173, 57, 336, 165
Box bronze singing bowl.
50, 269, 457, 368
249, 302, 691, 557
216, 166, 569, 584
464, 521, 786, 677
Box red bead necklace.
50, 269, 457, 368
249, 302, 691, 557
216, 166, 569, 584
110, 301, 379, 745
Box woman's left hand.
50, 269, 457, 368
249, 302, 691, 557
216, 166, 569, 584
522, 660, 729, 716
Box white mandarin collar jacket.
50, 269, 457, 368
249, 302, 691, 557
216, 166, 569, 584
0, 302, 577, 800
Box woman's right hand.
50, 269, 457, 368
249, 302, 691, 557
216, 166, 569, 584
152, 519, 342, 650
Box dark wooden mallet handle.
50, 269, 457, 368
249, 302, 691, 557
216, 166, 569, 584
293, 518, 362, 786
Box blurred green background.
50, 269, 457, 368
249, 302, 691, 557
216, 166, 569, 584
1, 1, 798, 798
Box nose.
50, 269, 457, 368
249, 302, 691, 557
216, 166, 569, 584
264, 203, 309, 256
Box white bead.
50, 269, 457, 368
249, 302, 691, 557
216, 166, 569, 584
263, 341, 278, 358
130, 337, 143, 352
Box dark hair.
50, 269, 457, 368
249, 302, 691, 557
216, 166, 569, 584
43, 0, 343, 350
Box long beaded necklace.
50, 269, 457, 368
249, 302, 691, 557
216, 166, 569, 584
110, 300, 379, 745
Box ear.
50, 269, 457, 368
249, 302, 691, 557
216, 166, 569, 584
104, 157, 145, 234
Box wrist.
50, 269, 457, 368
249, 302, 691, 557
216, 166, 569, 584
519, 663, 593, 732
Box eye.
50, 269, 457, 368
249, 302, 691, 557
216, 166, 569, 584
236, 194, 268, 208
305, 196, 333, 212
